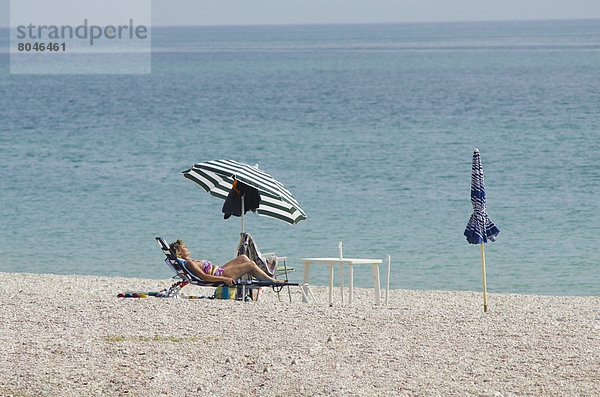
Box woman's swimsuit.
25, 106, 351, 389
201, 259, 224, 276
200, 259, 211, 273
178, 258, 225, 279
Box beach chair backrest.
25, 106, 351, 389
155, 237, 191, 281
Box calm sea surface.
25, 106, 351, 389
1, 20, 599, 295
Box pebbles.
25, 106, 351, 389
0, 272, 599, 396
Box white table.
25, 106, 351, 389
301, 257, 382, 306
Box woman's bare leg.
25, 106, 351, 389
222, 255, 285, 283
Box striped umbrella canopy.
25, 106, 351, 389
464, 149, 500, 244
183, 159, 307, 226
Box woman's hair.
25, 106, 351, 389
170, 239, 185, 257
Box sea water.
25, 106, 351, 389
1, 20, 599, 295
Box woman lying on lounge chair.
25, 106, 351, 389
169, 239, 286, 286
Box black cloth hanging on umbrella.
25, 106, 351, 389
222, 180, 261, 219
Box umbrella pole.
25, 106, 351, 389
339, 241, 345, 304
480, 243, 488, 312
241, 193, 245, 234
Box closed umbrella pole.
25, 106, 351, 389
480, 243, 488, 312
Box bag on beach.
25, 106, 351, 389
213, 286, 238, 300
213, 285, 262, 301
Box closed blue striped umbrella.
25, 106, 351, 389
464, 149, 499, 312
464, 149, 500, 244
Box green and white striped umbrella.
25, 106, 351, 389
183, 159, 307, 226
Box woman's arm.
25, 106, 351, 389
200, 273, 236, 285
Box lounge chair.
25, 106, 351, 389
237, 232, 296, 301
237, 232, 294, 277
155, 236, 304, 301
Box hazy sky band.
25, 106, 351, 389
2, 0, 600, 27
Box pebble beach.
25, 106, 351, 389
1, 272, 599, 396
